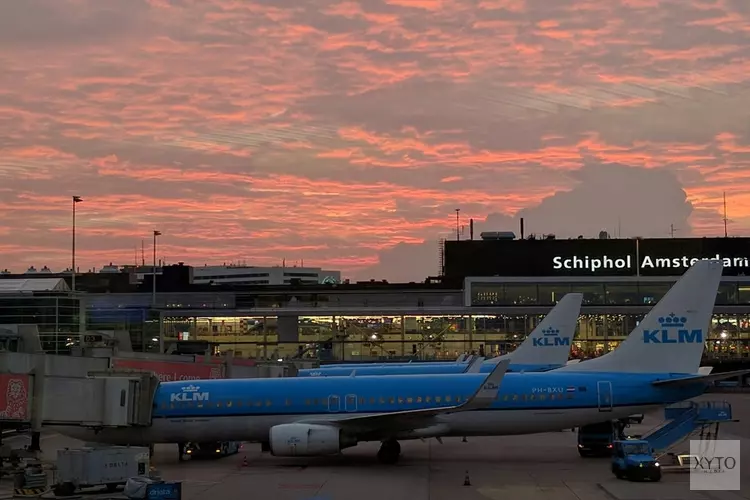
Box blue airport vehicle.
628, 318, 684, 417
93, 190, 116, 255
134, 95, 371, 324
611, 440, 662, 482
298, 293, 584, 378
643, 400, 734, 452
52, 260, 750, 465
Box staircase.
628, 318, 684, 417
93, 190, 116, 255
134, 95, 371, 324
642, 400, 733, 453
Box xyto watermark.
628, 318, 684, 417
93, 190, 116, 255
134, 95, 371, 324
689, 439, 740, 491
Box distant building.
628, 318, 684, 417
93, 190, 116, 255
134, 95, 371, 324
191, 265, 341, 286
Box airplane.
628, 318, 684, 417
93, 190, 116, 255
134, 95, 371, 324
55, 260, 750, 465
297, 293, 584, 377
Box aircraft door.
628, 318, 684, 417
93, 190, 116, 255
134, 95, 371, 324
597, 381, 613, 412
345, 394, 357, 412
328, 395, 340, 412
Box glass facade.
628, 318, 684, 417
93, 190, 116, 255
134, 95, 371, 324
159, 312, 750, 361
0, 295, 80, 353
470, 280, 746, 306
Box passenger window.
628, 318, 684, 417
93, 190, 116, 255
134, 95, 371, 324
539, 394, 546, 401
265, 400, 272, 407
389, 397, 395, 404
227, 400, 234, 407
445, 396, 452, 402
285, 399, 292, 406
529, 394, 535, 400
455, 396, 462, 403
160, 403, 167, 409
254, 401, 262, 407
236, 400, 243, 407
305, 399, 311, 406
379, 397, 385, 404
416, 396, 422, 403
567, 394, 574, 400
369, 397, 376, 405
503, 394, 509, 401
435, 396, 442, 403
406, 397, 413, 404
521, 394, 527, 401
169, 403, 175, 409
398, 397, 404, 404
425, 396, 432, 403
360, 398, 366, 405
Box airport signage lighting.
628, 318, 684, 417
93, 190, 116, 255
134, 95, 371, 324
552, 255, 750, 274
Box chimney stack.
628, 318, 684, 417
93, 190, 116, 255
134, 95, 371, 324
520, 218, 525, 239
469, 219, 474, 240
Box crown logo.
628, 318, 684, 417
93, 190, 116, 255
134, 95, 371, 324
542, 327, 560, 336
182, 385, 200, 392
657, 313, 686, 328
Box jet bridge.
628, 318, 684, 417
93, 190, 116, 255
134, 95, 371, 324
41, 372, 159, 428
0, 370, 159, 430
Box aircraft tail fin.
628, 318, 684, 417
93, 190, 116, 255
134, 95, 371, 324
464, 356, 486, 373
651, 369, 750, 387
509, 293, 582, 366
558, 259, 723, 374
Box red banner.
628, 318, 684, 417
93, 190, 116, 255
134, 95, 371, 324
0, 374, 30, 421
112, 359, 224, 382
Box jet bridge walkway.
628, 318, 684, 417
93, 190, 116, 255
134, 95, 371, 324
642, 400, 735, 458
0, 371, 159, 431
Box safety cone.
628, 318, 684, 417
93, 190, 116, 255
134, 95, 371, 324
241, 456, 248, 467
463, 471, 471, 486
462, 436, 467, 443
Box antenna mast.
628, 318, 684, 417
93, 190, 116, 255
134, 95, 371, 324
723, 191, 729, 237
141, 240, 145, 266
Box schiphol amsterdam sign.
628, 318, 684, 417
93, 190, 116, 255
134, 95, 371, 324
552, 254, 750, 274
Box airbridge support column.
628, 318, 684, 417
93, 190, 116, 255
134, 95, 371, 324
277, 316, 299, 359
29, 356, 46, 452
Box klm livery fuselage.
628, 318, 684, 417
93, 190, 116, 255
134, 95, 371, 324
299, 362, 561, 377
67, 371, 704, 446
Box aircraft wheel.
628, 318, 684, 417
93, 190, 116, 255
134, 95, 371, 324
377, 440, 400, 464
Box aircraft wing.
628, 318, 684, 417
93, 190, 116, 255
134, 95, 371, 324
299, 359, 510, 435
651, 369, 750, 387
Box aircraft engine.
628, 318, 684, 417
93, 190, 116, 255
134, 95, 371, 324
269, 423, 354, 456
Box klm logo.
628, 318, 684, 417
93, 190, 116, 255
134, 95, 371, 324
533, 327, 570, 347
483, 382, 499, 390
169, 384, 210, 403
643, 313, 703, 344
308, 371, 321, 377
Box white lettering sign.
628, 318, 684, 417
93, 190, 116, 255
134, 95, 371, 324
552, 254, 749, 273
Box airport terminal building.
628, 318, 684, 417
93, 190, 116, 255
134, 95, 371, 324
2, 236, 750, 362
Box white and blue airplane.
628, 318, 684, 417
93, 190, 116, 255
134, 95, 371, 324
57, 260, 750, 465
298, 293, 584, 377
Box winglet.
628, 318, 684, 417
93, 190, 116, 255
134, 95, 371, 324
350, 370, 356, 377
459, 358, 510, 411
456, 353, 467, 363
464, 356, 486, 373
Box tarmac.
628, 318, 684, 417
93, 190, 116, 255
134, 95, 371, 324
1, 393, 748, 500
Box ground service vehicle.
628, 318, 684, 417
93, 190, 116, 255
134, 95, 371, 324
577, 421, 626, 457
611, 440, 661, 481
179, 441, 241, 460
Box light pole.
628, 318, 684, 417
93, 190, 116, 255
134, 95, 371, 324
455, 208, 460, 241
152, 230, 161, 305
71, 196, 82, 292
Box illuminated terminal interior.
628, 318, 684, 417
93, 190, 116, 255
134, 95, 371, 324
161, 313, 750, 361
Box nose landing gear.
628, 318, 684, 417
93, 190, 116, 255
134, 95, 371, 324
376, 439, 401, 464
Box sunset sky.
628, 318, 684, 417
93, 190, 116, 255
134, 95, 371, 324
1, 0, 749, 282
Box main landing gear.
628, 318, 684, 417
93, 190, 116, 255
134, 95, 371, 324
377, 439, 401, 464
